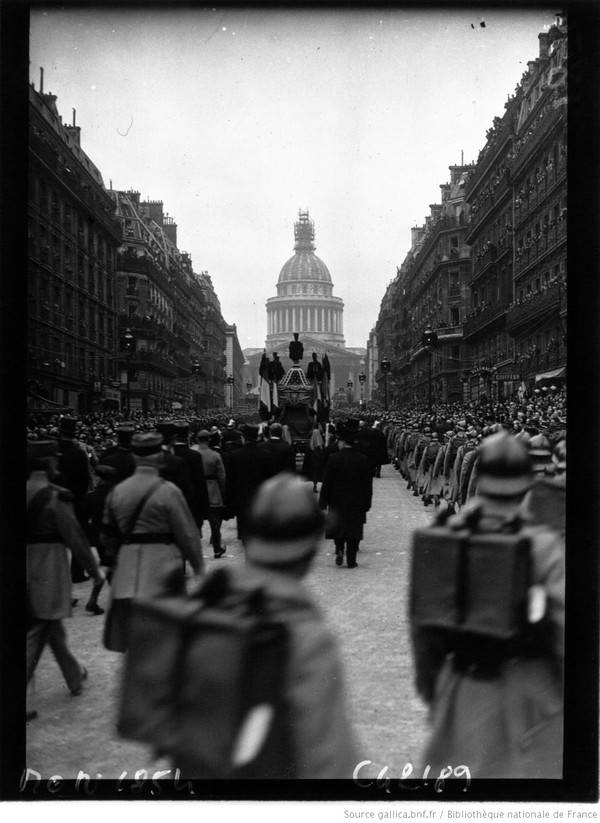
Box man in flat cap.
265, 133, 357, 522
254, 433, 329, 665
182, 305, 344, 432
101, 432, 203, 652
27, 440, 105, 712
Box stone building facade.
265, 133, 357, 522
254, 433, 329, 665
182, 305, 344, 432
375, 165, 473, 407
371, 16, 567, 408
28, 81, 122, 413
109, 190, 227, 413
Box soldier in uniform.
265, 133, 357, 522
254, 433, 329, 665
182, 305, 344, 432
289, 332, 304, 364
411, 433, 564, 778
27, 440, 105, 712
101, 432, 203, 652
269, 352, 285, 383
306, 352, 323, 382
319, 424, 373, 569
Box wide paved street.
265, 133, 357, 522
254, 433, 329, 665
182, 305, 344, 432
26, 463, 432, 780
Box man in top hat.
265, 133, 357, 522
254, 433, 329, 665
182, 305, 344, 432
319, 423, 373, 569
100, 432, 203, 653
413, 432, 564, 778
194, 429, 227, 558
225, 424, 273, 543
99, 423, 136, 483
172, 420, 210, 531
154, 420, 197, 521
27, 440, 105, 712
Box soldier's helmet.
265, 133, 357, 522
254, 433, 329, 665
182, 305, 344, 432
245, 472, 325, 564
477, 432, 533, 497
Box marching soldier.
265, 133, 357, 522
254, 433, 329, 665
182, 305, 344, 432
27, 440, 105, 712
101, 432, 203, 652
411, 433, 564, 778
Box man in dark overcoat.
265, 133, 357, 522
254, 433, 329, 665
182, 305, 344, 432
57, 416, 93, 582
172, 420, 210, 530
225, 425, 273, 543
260, 422, 296, 476
319, 424, 372, 569
99, 423, 136, 482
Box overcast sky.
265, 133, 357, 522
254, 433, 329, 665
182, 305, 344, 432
30, 6, 556, 350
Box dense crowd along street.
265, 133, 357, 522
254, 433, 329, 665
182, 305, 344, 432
25, 367, 566, 781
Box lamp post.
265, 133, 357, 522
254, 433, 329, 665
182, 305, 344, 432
380, 358, 391, 411
421, 327, 438, 413
227, 375, 235, 412
358, 372, 366, 408
347, 379, 354, 404
121, 327, 136, 418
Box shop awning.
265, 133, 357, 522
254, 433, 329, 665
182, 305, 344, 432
535, 366, 566, 384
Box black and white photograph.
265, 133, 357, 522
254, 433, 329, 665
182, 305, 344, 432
7, 0, 597, 808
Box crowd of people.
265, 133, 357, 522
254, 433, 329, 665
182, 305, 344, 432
25, 384, 566, 779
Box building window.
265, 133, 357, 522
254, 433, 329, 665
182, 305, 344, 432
451, 307, 460, 326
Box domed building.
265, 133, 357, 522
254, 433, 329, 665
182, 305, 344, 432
266, 211, 345, 350
254, 210, 365, 404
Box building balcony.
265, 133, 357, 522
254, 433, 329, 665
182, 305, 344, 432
466, 174, 511, 239
506, 281, 561, 337
510, 102, 564, 177
436, 324, 463, 341
514, 221, 566, 278
134, 349, 179, 377
463, 302, 506, 340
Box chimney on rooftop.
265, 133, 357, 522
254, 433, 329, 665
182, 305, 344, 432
40, 67, 44, 94
72, 108, 76, 127
538, 31, 550, 59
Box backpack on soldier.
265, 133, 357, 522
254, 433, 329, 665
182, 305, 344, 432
410, 507, 532, 642
118, 566, 294, 778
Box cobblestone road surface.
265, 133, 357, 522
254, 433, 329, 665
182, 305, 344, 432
26, 463, 432, 780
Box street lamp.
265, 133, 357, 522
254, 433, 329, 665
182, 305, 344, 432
121, 327, 136, 418
380, 358, 391, 411
421, 327, 438, 413
358, 372, 366, 408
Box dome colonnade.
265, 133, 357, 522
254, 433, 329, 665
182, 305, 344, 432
266, 210, 345, 349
